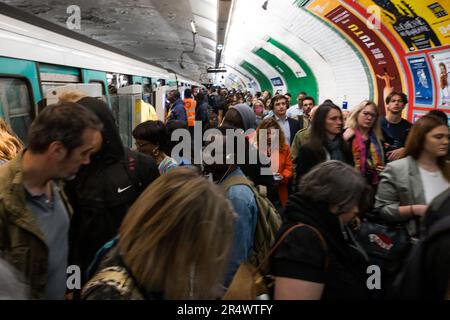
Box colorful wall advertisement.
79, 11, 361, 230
429, 50, 450, 107
407, 56, 434, 106
357, 0, 450, 51
412, 111, 426, 123
306, 0, 403, 112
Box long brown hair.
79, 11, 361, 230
0, 118, 24, 161
256, 117, 286, 150
405, 115, 450, 181
118, 167, 235, 299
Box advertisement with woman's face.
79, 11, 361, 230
430, 50, 450, 108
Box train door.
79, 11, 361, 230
155, 85, 168, 122
142, 77, 153, 105
0, 57, 41, 143
112, 84, 142, 148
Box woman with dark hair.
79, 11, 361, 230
194, 90, 209, 131
133, 120, 178, 175
272, 161, 370, 299
375, 115, 450, 238
295, 103, 353, 182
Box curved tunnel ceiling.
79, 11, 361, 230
222, 0, 372, 107
1, 0, 449, 116
223, 0, 450, 114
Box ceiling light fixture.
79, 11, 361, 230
179, 20, 198, 71
262, 0, 269, 10
190, 20, 197, 34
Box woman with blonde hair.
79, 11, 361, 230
256, 118, 293, 208
344, 100, 385, 188
0, 118, 24, 165
82, 168, 235, 300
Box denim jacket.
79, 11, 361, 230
221, 168, 258, 286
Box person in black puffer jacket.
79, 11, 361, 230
64, 96, 159, 294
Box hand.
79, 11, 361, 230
412, 204, 428, 217
376, 165, 385, 175
349, 216, 361, 231
387, 147, 405, 161
343, 128, 355, 141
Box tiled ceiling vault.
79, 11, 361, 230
1, 0, 219, 82
223, 0, 371, 106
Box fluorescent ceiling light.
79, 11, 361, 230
190, 20, 197, 34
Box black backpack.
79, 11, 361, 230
390, 215, 450, 299
67, 148, 159, 285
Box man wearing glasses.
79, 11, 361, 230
381, 92, 412, 162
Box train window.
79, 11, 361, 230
89, 80, 106, 95
143, 83, 152, 94
40, 67, 80, 95
119, 75, 131, 88
0, 77, 33, 143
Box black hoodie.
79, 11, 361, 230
271, 193, 370, 299
65, 97, 159, 286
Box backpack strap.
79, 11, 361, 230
256, 223, 329, 273
221, 175, 255, 192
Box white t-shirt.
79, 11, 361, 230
286, 105, 303, 119
419, 167, 450, 204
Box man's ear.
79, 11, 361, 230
47, 141, 68, 160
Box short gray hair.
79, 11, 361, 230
298, 160, 369, 214
0, 258, 28, 299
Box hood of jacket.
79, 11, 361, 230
77, 97, 124, 164
233, 104, 256, 131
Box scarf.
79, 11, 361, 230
352, 128, 384, 185
326, 136, 345, 162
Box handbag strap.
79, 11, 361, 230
256, 223, 329, 272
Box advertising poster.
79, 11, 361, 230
356, 0, 450, 51
306, 0, 403, 112
412, 111, 426, 123
429, 50, 450, 107
270, 77, 284, 87
407, 56, 434, 106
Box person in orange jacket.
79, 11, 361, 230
184, 88, 197, 134
256, 118, 293, 207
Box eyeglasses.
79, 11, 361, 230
390, 99, 404, 103
361, 111, 377, 119
135, 141, 152, 148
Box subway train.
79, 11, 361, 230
0, 3, 202, 147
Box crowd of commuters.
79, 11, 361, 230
1, 85, 450, 300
